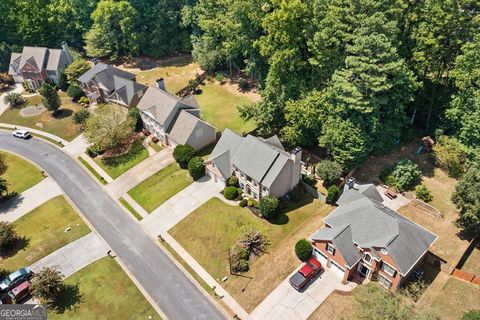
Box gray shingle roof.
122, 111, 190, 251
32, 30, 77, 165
167, 110, 201, 144
77, 63, 135, 91
209, 129, 244, 160
320, 187, 437, 275
45, 49, 62, 71
8, 53, 22, 75
109, 75, 147, 107
19, 47, 48, 70
210, 151, 231, 179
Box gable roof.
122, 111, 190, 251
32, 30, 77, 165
208, 129, 293, 188
317, 186, 437, 275
8, 53, 22, 75
210, 151, 232, 179
19, 47, 48, 70
45, 49, 62, 71
167, 110, 209, 145
109, 75, 147, 107
77, 63, 135, 91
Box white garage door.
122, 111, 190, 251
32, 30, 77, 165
330, 260, 345, 277
313, 248, 328, 265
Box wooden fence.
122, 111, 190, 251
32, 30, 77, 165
451, 269, 480, 285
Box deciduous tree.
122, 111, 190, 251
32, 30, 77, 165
451, 163, 480, 234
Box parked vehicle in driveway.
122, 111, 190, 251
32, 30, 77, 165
8, 281, 30, 303
0, 293, 12, 304
12, 129, 31, 139
0, 268, 34, 292
289, 258, 322, 290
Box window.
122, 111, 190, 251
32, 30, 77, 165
378, 274, 392, 289
246, 175, 252, 182
252, 192, 257, 199
380, 248, 388, 255
363, 253, 372, 265
327, 243, 335, 255
381, 262, 396, 277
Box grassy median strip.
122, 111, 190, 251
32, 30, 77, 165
32, 133, 64, 147
78, 156, 107, 185
119, 197, 143, 221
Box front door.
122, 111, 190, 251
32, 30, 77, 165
358, 263, 370, 278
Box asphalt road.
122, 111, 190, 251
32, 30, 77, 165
0, 133, 225, 320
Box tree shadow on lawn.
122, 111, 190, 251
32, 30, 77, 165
52, 109, 73, 119
0, 192, 22, 213
1, 236, 30, 259
51, 282, 84, 314
269, 186, 315, 226
101, 138, 145, 167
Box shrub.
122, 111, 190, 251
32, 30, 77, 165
173, 144, 195, 168
379, 166, 394, 184
188, 157, 205, 180
326, 185, 340, 204
238, 78, 250, 91
247, 199, 253, 207
239, 199, 247, 207
295, 239, 312, 261
415, 185, 433, 202
462, 310, 480, 320
434, 135, 468, 178
303, 174, 316, 186
390, 159, 421, 191
316, 160, 343, 185
237, 187, 243, 196
224, 186, 238, 200
78, 96, 89, 105
215, 72, 225, 83
228, 175, 239, 187
259, 196, 279, 219
57, 71, 68, 91
0, 221, 17, 254
128, 107, 143, 132
67, 84, 84, 101
73, 109, 90, 128
251, 199, 259, 208
401, 280, 429, 302
232, 258, 249, 272
3, 92, 25, 108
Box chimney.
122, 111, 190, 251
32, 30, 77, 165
92, 58, 99, 65
156, 78, 165, 91
291, 147, 302, 190
346, 177, 356, 189
61, 41, 73, 65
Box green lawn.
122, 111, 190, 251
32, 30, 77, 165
77, 157, 107, 185
94, 139, 149, 179
195, 81, 256, 134
49, 257, 160, 320
0, 196, 90, 271
128, 163, 192, 213
119, 197, 143, 221
1, 151, 44, 193
0, 94, 82, 141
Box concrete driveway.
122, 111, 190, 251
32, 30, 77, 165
250, 265, 355, 320
141, 175, 224, 236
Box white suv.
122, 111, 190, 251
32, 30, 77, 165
12, 129, 31, 139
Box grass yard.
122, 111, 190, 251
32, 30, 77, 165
308, 291, 354, 320
419, 277, 480, 320
128, 163, 192, 213
0, 94, 82, 141
127, 61, 200, 94
169, 192, 333, 312
119, 197, 143, 221
0, 151, 44, 194
0, 196, 90, 271
94, 138, 149, 179
48, 257, 160, 320
195, 80, 257, 134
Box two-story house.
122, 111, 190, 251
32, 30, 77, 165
310, 183, 437, 291
137, 79, 216, 151
8, 42, 73, 90
205, 129, 302, 200
77, 62, 147, 108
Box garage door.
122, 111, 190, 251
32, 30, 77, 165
329, 260, 345, 277
313, 248, 328, 265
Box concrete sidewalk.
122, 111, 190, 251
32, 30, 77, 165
0, 84, 23, 115
105, 148, 174, 197
64, 134, 89, 157
0, 177, 62, 222
141, 175, 223, 236
30, 232, 108, 277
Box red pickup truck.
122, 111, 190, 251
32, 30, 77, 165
289, 258, 322, 290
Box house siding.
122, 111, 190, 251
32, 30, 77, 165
184, 121, 216, 151
372, 248, 403, 291
313, 240, 352, 283
268, 161, 294, 198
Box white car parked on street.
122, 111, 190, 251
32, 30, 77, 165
12, 129, 31, 139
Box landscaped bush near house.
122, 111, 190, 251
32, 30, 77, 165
415, 185, 433, 202
238, 78, 250, 91
302, 174, 316, 186
78, 96, 89, 105
295, 239, 312, 261
259, 196, 279, 219
228, 175, 239, 187
434, 135, 468, 178
239, 199, 247, 207
128, 107, 143, 132
390, 159, 421, 191
173, 144, 195, 168
316, 160, 343, 185
188, 157, 205, 180
73, 109, 90, 128
224, 186, 238, 200
326, 185, 339, 204
67, 84, 84, 102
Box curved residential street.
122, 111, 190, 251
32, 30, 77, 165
0, 132, 225, 320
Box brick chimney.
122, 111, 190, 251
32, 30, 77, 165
291, 147, 302, 190
60, 41, 73, 65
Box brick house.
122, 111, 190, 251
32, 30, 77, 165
205, 129, 302, 201
8, 42, 73, 90
310, 183, 437, 291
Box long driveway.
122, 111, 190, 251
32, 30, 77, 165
0, 133, 225, 320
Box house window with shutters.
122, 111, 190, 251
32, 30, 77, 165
327, 243, 335, 255
381, 262, 396, 277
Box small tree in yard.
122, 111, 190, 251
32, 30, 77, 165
230, 244, 250, 273
73, 109, 90, 129
0, 152, 7, 175
415, 185, 432, 202
259, 196, 279, 219
128, 107, 143, 132
39, 83, 61, 115
316, 160, 343, 185
3, 92, 25, 108
238, 227, 269, 257
390, 159, 421, 191
326, 185, 339, 204
0, 221, 17, 255
452, 163, 480, 234
434, 136, 468, 178
173, 144, 195, 168
223, 186, 238, 200
295, 239, 312, 261
67, 84, 84, 102
57, 71, 68, 91
30, 266, 64, 302
188, 157, 205, 180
